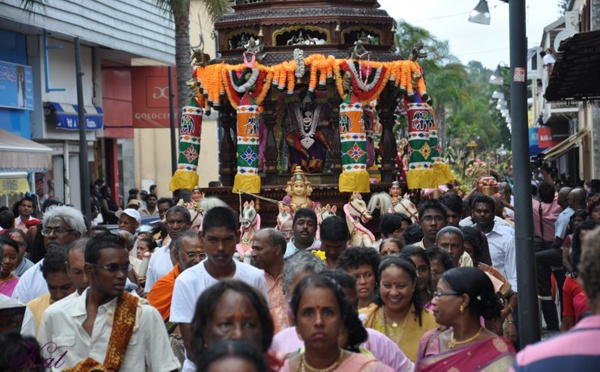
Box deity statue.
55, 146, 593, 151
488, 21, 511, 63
283, 166, 321, 213
285, 101, 332, 173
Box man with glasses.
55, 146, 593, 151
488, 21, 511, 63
145, 206, 191, 291
12, 205, 86, 304
147, 231, 204, 323
38, 232, 179, 371
147, 231, 204, 364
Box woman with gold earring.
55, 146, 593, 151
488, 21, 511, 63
416, 267, 515, 371
359, 256, 438, 362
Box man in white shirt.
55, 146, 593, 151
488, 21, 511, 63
145, 205, 192, 291
38, 232, 179, 371
12, 206, 86, 304
469, 194, 517, 291
283, 208, 320, 259
170, 206, 267, 372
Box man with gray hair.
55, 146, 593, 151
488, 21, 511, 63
282, 250, 327, 300
435, 226, 473, 268
12, 205, 86, 303
251, 228, 287, 332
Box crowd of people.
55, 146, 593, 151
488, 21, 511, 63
0, 175, 600, 372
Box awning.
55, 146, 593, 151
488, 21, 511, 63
0, 172, 30, 194
545, 30, 600, 101
541, 129, 588, 161
0, 129, 52, 172
44, 102, 103, 130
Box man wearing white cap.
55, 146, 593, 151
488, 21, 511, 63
116, 208, 141, 236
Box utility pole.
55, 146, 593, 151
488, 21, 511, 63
75, 37, 91, 219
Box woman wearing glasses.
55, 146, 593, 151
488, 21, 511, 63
359, 256, 438, 362
416, 267, 515, 371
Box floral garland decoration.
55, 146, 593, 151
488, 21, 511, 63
221, 63, 274, 110
335, 60, 391, 104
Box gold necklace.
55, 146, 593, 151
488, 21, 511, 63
448, 327, 484, 348
300, 350, 343, 372
382, 306, 409, 341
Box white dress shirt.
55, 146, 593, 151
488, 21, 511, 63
484, 224, 518, 292
170, 259, 268, 372
144, 242, 173, 291
38, 288, 180, 371
11, 259, 47, 304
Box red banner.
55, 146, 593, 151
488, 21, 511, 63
538, 127, 560, 148
131, 67, 177, 128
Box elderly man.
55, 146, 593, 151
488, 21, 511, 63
251, 228, 287, 332
66, 238, 90, 295
283, 208, 320, 259
11, 205, 86, 304
512, 226, 600, 371
38, 232, 179, 371
147, 231, 204, 323
145, 205, 192, 291
116, 208, 141, 236
21, 247, 75, 337
435, 226, 473, 268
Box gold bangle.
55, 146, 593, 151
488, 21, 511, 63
507, 304, 514, 313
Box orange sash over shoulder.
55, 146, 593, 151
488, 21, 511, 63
65, 292, 139, 372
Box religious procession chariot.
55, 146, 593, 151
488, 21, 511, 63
169, 0, 453, 243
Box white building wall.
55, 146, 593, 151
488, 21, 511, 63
1, 0, 174, 64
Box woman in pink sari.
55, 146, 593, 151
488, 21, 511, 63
417, 267, 515, 371
0, 235, 20, 297
281, 274, 394, 372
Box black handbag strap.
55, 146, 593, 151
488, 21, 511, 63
538, 202, 545, 239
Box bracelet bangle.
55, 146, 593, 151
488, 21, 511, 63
507, 304, 514, 313
507, 320, 515, 324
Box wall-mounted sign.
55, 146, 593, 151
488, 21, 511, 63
0, 61, 34, 110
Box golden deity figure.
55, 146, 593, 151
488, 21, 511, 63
389, 181, 402, 206
283, 166, 320, 213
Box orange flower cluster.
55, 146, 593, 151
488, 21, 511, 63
192, 56, 429, 109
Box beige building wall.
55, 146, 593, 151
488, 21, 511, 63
133, 1, 220, 196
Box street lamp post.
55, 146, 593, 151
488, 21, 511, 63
509, 0, 541, 346
470, 0, 541, 347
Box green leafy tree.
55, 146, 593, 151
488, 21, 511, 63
153, 0, 231, 113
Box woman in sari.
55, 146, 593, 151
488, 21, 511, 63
461, 226, 517, 342
359, 256, 438, 361
281, 274, 394, 372
0, 235, 20, 297
417, 267, 515, 371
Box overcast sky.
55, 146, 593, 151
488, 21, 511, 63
378, 0, 564, 69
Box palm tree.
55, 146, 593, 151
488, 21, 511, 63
20, 0, 231, 114
153, 0, 231, 113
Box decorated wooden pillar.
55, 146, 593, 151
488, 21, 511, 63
329, 93, 342, 182
262, 96, 278, 185
219, 103, 236, 187
378, 85, 398, 183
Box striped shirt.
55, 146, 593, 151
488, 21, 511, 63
511, 315, 600, 371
